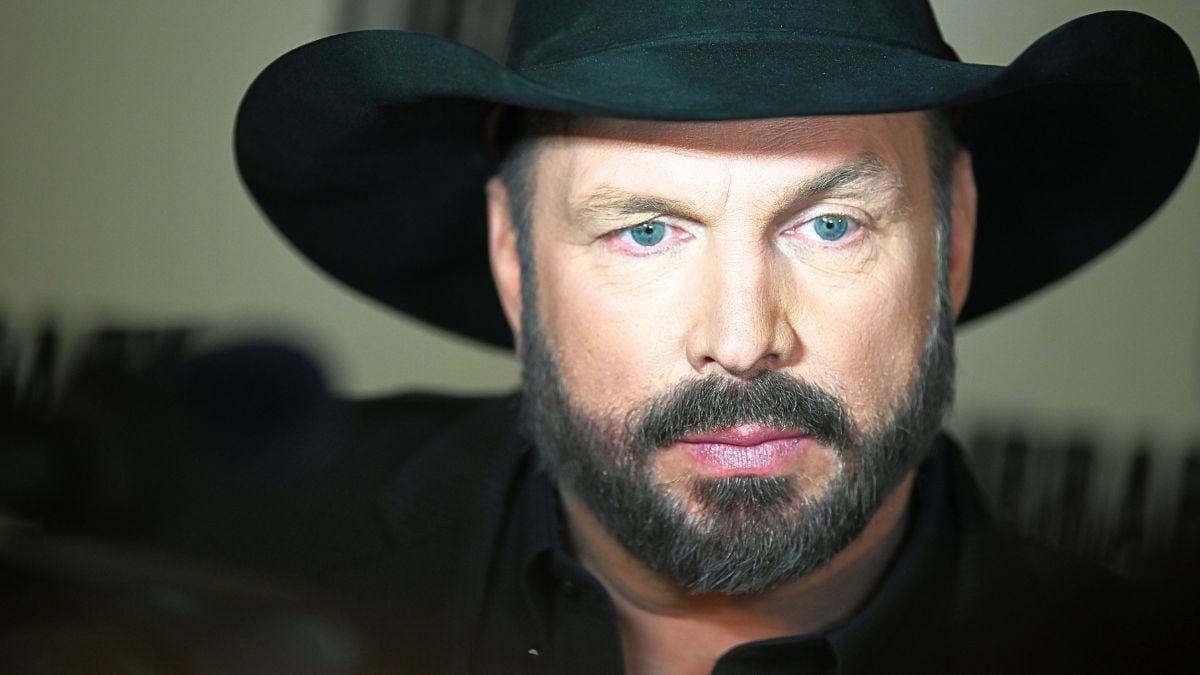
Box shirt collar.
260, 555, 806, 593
825, 435, 964, 673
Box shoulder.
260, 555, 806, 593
953, 529, 1192, 673
334, 390, 515, 482
307, 391, 522, 542
932, 439, 1187, 673
192, 390, 522, 580
310, 393, 533, 672
347, 390, 500, 438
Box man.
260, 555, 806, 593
234, 1, 1198, 673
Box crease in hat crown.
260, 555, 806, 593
505, 0, 956, 69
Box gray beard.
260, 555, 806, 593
517, 292, 955, 595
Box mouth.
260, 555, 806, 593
677, 425, 811, 477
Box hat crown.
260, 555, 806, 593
506, 0, 953, 69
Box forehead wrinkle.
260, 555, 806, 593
762, 153, 909, 218
566, 145, 734, 224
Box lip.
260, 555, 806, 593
680, 425, 801, 447
678, 425, 810, 476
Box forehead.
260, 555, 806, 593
528, 113, 931, 206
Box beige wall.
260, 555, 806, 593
1, 2, 1196, 448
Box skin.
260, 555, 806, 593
487, 113, 977, 675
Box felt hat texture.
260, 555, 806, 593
235, 0, 1200, 349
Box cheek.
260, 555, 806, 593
802, 239, 938, 426
534, 243, 690, 408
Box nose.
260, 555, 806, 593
686, 245, 799, 378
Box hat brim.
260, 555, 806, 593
236, 11, 1199, 348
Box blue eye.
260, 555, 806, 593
627, 221, 667, 247
811, 215, 851, 241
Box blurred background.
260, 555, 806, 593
1, 0, 1197, 584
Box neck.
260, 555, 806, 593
559, 472, 915, 675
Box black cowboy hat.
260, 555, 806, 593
235, 0, 1199, 349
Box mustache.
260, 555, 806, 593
627, 371, 854, 453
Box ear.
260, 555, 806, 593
487, 177, 524, 347
947, 149, 977, 320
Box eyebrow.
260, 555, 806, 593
573, 191, 699, 222
572, 153, 905, 223
772, 153, 902, 212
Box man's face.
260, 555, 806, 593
489, 113, 974, 594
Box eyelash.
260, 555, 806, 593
784, 212, 866, 247
607, 211, 867, 256
609, 219, 691, 256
